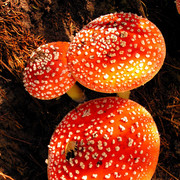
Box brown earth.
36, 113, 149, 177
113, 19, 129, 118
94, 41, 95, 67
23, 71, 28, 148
0, 0, 180, 180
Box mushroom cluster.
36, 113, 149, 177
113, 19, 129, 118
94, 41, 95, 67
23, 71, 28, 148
67, 12, 166, 97
21, 11, 165, 180
23, 41, 85, 102
47, 97, 160, 180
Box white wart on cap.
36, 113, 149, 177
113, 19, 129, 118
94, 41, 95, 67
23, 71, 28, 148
23, 41, 76, 100
67, 12, 166, 93
47, 97, 160, 180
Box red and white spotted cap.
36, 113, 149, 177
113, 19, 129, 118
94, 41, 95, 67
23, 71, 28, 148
176, 0, 180, 14
47, 97, 160, 180
23, 41, 76, 100
67, 12, 166, 93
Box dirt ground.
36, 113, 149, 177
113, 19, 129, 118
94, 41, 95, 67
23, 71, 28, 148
0, 0, 180, 180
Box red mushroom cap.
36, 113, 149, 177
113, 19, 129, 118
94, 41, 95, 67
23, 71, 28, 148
23, 41, 76, 100
47, 97, 160, 180
67, 12, 166, 93
176, 0, 180, 14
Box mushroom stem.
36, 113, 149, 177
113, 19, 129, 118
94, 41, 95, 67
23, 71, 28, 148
117, 91, 131, 99
66, 83, 86, 103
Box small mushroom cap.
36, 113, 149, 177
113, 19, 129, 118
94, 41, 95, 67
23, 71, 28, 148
48, 97, 160, 180
23, 41, 76, 100
67, 12, 166, 93
176, 0, 180, 14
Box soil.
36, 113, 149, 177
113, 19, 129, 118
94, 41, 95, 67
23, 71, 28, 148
0, 0, 180, 180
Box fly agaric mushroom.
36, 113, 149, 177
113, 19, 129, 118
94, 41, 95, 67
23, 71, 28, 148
23, 41, 85, 102
47, 96, 160, 180
176, 0, 180, 14
67, 12, 166, 99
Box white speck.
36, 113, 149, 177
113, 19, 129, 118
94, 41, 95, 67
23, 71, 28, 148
115, 146, 120, 151
110, 67, 115, 72
77, 51, 81, 55
52, 73, 56, 77
130, 125, 135, 133
135, 69, 140, 73
117, 136, 122, 141
135, 157, 140, 163
53, 51, 59, 60
121, 164, 126, 169
139, 63, 143, 68
119, 154, 125, 160
121, 116, 128, 122
135, 53, 140, 58
146, 54, 150, 58
105, 174, 111, 179
92, 174, 98, 178
110, 120, 114, 123
82, 175, 87, 179
104, 74, 109, 80
119, 125, 125, 131
97, 110, 104, 114
75, 170, 79, 174
128, 138, 134, 147
85, 63, 90, 67
147, 61, 152, 65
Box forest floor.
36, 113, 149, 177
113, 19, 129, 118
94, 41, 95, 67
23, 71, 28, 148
0, 0, 180, 180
